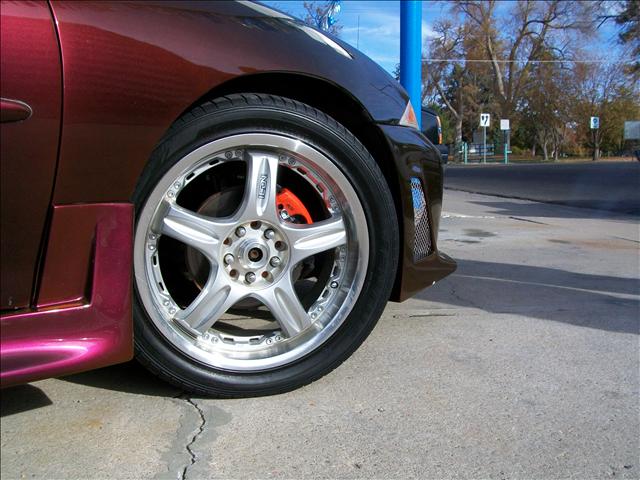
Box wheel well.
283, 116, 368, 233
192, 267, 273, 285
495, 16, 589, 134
186, 72, 405, 295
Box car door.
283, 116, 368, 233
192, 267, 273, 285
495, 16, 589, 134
0, 1, 62, 310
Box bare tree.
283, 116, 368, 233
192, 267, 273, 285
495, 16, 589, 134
424, 19, 498, 149
421, 0, 635, 159
302, 1, 342, 36
455, 0, 599, 123
570, 62, 635, 161
423, 20, 470, 145
523, 49, 572, 161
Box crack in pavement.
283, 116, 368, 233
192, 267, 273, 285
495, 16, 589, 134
152, 393, 233, 480
179, 395, 206, 480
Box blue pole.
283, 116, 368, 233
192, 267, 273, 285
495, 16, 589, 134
400, 0, 422, 129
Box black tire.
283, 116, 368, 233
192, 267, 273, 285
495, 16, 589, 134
132, 93, 399, 397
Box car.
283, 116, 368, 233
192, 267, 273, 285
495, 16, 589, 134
421, 108, 442, 146
421, 108, 448, 164
0, 0, 456, 397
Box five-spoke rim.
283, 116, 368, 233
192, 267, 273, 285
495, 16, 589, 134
134, 133, 368, 371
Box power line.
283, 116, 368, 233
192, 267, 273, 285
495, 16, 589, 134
422, 58, 631, 64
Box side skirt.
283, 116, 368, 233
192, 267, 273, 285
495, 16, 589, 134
1, 203, 134, 387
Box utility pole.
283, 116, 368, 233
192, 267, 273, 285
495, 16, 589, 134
400, 1, 422, 129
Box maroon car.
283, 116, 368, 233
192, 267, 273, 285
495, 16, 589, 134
0, 0, 455, 396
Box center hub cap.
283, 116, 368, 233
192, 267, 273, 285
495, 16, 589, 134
248, 247, 263, 262
221, 220, 289, 287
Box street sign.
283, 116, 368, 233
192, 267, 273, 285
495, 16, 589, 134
590, 116, 600, 129
623, 121, 640, 140
479, 113, 490, 163
500, 119, 510, 164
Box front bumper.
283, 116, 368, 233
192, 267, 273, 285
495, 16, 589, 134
378, 124, 457, 302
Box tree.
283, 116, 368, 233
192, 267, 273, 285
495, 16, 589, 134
455, 0, 599, 125
302, 1, 342, 36
420, 0, 636, 160
423, 20, 495, 147
571, 62, 639, 160
614, 0, 639, 77
522, 48, 572, 160
423, 21, 470, 145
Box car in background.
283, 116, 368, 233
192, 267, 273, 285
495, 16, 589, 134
422, 108, 448, 163
1, 0, 455, 397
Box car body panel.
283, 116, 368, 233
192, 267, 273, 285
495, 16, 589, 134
0, 1, 62, 310
379, 125, 456, 300
0, 203, 134, 387
50, 0, 408, 205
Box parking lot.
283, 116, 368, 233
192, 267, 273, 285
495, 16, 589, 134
2, 188, 638, 479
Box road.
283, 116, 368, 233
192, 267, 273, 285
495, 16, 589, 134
445, 161, 640, 216
1, 190, 639, 479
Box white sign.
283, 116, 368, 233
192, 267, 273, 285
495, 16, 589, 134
500, 119, 510, 130
624, 121, 640, 140
590, 116, 600, 129
480, 113, 491, 128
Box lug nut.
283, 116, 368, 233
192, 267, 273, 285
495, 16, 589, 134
270, 256, 281, 267
245, 272, 256, 283
224, 254, 235, 265
235, 226, 246, 237
264, 229, 275, 240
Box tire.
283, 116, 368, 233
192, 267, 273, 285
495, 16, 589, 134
132, 93, 398, 397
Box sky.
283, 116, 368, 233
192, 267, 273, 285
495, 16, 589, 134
263, 0, 625, 74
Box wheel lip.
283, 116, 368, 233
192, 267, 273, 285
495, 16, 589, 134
134, 133, 369, 372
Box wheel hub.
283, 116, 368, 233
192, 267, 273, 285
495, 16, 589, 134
220, 220, 289, 287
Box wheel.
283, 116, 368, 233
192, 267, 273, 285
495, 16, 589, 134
132, 93, 398, 396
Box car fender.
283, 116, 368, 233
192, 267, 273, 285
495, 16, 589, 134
50, 0, 409, 204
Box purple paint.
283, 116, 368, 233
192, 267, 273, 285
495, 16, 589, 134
1, 204, 134, 387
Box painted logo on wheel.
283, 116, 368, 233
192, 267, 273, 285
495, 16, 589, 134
258, 174, 268, 199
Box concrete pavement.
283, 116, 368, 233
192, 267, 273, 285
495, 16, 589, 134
1, 189, 638, 479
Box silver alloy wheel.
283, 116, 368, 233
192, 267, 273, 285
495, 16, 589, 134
134, 133, 369, 372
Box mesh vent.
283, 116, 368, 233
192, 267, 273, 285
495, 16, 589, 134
410, 177, 432, 262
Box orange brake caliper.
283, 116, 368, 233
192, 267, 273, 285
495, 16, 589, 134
276, 188, 313, 224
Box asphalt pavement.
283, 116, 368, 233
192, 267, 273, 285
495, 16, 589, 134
1, 189, 639, 479
445, 161, 640, 216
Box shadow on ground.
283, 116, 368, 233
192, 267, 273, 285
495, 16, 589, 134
60, 258, 639, 400
0, 362, 180, 411
1, 384, 53, 417
416, 259, 640, 335
5, 257, 637, 404
61, 360, 180, 396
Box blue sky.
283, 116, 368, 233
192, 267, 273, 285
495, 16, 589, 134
263, 0, 624, 74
